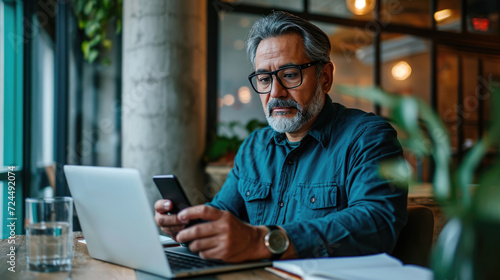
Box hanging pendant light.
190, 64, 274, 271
346, 0, 375, 16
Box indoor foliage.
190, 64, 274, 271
336, 84, 500, 279
73, 0, 122, 64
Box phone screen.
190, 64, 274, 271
153, 175, 191, 214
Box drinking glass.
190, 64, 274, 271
25, 197, 73, 272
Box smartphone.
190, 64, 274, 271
153, 175, 202, 227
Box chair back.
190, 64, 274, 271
391, 205, 434, 267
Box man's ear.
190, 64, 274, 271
321, 62, 334, 94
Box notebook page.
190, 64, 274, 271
303, 265, 433, 280
273, 253, 402, 278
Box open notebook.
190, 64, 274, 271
269, 253, 433, 280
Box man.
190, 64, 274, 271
155, 11, 407, 263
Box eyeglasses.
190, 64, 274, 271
248, 60, 322, 94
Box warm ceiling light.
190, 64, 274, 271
392, 61, 412, 81
434, 9, 453, 22
239, 17, 250, 27
233, 40, 244, 50
223, 94, 235, 106
238, 86, 252, 104
346, 0, 375, 16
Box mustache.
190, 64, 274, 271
267, 99, 301, 115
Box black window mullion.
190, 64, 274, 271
430, 0, 437, 30
22, 0, 36, 208
457, 55, 464, 162
115, 33, 123, 167
55, 1, 70, 196
206, 2, 219, 153
373, 0, 381, 115
303, 0, 309, 14
477, 58, 484, 140
460, 0, 467, 34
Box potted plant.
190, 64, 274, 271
335, 84, 500, 279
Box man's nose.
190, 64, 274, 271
269, 76, 288, 99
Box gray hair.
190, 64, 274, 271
246, 11, 331, 74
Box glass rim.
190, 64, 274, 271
25, 196, 73, 203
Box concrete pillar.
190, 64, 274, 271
122, 0, 207, 206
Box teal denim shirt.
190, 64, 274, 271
207, 95, 408, 258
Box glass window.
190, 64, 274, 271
226, 0, 303, 11
379, 33, 431, 181
381, 0, 431, 28
436, 0, 461, 32
218, 13, 265, 139
0, 181, 3, 238
0, 0, 4, 168
435, 49, 500, 163
461, 57, 480, 149
381, 34, 430, 104
310, 0, 375, 20
437, 48, 459, 151
29, 12, 56, 198
1, 0, 23, 238
467, 0, 500, 34
313, 21, 375, 112
218, 14, 377, 139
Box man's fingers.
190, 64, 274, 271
154, 199, 173, 214
178, 205, 222, 222
154, 211, 185, 227
188, 235, 220, 253
176, 222, 216, 244
161, 225, 185, 235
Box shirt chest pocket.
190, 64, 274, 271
238, 177, 271, 225
294, 182, 338, 219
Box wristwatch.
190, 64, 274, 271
264, 225, 289, 260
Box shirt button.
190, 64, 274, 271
246, 191, 250, 197
287, 160, 293, 165
278, 201, 284, 207
310, 196, 316, 204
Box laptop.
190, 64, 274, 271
64, 165, 271, 278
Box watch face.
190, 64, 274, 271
268, 230, 289, 254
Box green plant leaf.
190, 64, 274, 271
85, 21, 100, 37
102, 39, 112, 49
116, 19, 122, 34
228, 121, 241, 130
206, 138, 232, 161
83, 1, 95, 16
75, 0, 84, 14
102, 58, 112, 66
81, 41, 90, 58
88, 49, 99, 64
88, 34, 102, 47
245, 119, 267, 133
95, 9, 106, 21
78, 18, 86, 29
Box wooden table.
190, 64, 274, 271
0, 232, 282, 280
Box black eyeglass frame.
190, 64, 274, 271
248, 60, 322, 94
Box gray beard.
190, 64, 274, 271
265, 86, 324, 133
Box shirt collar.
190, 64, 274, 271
266, 94, 337, 148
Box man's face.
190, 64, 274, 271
254, 33, 326, 134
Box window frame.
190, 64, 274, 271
1, 0, 24, 238
208, 0, 500, 180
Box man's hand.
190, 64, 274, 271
175, 205, 270, 263
154, 199, 187, 242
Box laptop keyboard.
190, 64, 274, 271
165, 250, 228, 272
